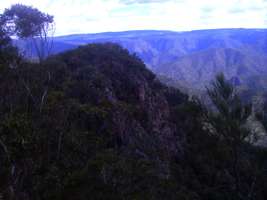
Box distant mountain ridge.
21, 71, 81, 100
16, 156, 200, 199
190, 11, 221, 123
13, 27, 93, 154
19, 28, 267, 97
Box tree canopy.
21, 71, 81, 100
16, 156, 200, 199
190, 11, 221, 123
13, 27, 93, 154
0, 4, 54, 61
1, 4, 53, 38
0, 4, 266, 200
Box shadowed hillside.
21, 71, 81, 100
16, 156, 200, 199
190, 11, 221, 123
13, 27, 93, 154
2, 2, 267, 199
0, 42, 267, 199
2, 3, 267, 200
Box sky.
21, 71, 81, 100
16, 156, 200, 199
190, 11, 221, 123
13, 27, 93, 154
1, 0, 267, 36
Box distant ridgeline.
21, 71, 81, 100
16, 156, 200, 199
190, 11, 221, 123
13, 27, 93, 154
17, 28, 267, 100
2, 4, 267, 199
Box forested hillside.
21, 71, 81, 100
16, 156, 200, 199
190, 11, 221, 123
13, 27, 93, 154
0, 41, 267, 199
1, 4, 267, 200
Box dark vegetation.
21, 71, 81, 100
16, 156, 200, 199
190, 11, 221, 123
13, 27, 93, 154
0, 4, 267, 200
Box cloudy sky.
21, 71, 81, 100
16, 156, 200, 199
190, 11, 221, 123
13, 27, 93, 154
1, 0, 267, 35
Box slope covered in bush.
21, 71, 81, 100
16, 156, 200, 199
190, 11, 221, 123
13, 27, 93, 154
0, 43, 266, 200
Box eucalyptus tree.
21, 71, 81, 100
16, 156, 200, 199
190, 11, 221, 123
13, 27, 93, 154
1, 4, 55, 62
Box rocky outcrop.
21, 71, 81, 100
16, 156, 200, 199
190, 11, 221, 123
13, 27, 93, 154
51, 43, 187, 158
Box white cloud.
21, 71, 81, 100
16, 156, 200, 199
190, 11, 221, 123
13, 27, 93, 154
1, 0, 267, 35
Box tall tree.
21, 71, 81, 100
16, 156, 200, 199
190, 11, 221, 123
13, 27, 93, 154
207, 73, 253, 198
1, 4, 54, 62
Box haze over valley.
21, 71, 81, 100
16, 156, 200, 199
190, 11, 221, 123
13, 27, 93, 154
1, 1, 267, 199
19, 28, 267, 99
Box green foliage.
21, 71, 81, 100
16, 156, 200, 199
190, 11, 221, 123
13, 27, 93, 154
1, 4, 53, 38
0, 22, 19, 70
0, 40, 266, 200
1, 4, 54, 61
207, 73, 252, 143
205, 73, 266, 199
